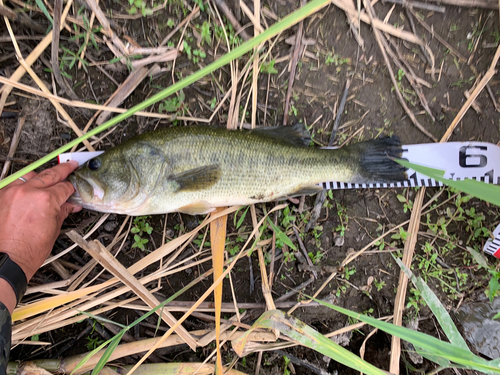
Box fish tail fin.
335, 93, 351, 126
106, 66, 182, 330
344, 136, 408, 183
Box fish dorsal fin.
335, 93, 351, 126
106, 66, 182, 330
178, 201, 215, 215
251, 123, 311, 147
170, 165, 221, 192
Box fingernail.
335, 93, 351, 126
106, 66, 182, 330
68, 160, 79, 167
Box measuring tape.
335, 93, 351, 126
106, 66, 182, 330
59, 142, 500, 259
322, 142, 500, 190
484, 225, 500, 259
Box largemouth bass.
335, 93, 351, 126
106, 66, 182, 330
69, 125, 407, 215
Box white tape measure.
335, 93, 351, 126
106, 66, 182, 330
322, 142, 500, 190
483, 225, 500, 259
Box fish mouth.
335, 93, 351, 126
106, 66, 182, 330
69, 173, 105, 205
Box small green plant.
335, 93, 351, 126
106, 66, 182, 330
396, 191, 413, 213
261, 59, 278, 74
194, 0, 206, 11
280, 206, 296, 229
193, 234, 211, 248
342, 266, 356, 281
391, 227, 409, 242
127, 0, 153, 16
311, 225, 323, 249
396, 68, 405, 81
374, 279, 386, 291
86, 336, 105, 351
283, 356, 291, 375
213, 21, 242, 46
308, 251, 323, 265
283, 249, 296, 263
464, 207, 489, 244
450, 76, 475, 88
159, 91, 187, 125
325, 49, 350, 69
335, 203, 348, 237
288, 104, 298, 117
131, 216, 153, 251
336, 285, 347, 297
200, 20, 211, 45
183, 41, 206, 63
407, 287, 425, 315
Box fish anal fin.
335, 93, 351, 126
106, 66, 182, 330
288, 185, 323, 198
171, 165, 221, 192
178, 201, 215, 215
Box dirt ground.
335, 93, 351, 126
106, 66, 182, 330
1, 0, 500, 374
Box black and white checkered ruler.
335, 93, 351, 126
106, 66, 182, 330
321, 142, 500, 190
483, 224, 500, 259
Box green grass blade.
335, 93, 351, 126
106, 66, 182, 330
0, 0, 331, 190
35, 0, 53, 26
395, 159, 500, 207
92, 331, 125, 375
394, 257, 469, 350
310, 297, 500, 374
70, 339, 112, 375
233, 310, 387, 375
466, 246, 490, 269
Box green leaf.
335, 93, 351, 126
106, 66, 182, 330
235, 206, 250, 229
311, 297, 500, 374
71, 339, 111, 374
233, 310, 386, 375
396, 159, 500, 207
488, 277, 500, 303
35, 0, 53, 26
396, 194, 407, 203
394, 257, 469, 351
466, 246, 489, 269
266, 217, 296, 250
92, 331, 125, 375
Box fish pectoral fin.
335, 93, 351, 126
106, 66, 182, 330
288, 185, 323, 198
171, 165, 221, 192
178, 201, 215, 215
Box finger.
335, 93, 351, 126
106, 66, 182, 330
9, 171, 37, 187
29, 161, 79, 189
47, 181, 76, 207
58, 202, 77, 227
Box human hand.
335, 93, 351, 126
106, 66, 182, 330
0, 162, 82, 281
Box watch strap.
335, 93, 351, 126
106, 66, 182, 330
0, 253, 27, 305
0, 301, 11, 373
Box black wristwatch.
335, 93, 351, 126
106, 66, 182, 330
0, 253, 27, 305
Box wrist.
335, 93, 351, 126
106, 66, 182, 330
0, 279, 17, 314
0, 253, 28, 307
0, 239, 37, 280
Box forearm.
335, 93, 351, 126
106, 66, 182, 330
0, 281, 15, 375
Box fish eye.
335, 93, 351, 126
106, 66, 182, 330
88, 158, 101, 171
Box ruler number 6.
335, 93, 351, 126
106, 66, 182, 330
459, 146, 487, 168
